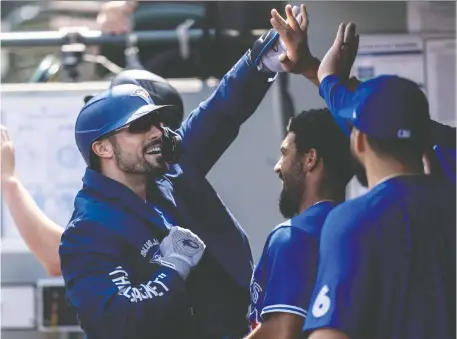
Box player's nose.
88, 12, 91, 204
146, 124, 163, 140
274, 159, 281, 174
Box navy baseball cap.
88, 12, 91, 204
338, 75, 431, 142
75, 84, 176, 166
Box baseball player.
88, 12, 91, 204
243, 6, 353, 339
59, 9, 320, 338
302, 33, 456, 338
0, 70, 185, 277
315, 23, 456, 185
246, 108, 353, 339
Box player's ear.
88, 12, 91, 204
351, 128, 366, 155
422, 151, 431, 175
303, 148, 319, 172
92, 138, 114, 160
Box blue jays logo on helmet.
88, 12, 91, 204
130, 87, 152, 104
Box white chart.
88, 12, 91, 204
0, 84, 100, 238
425, 38, 456, 127
351, 34, 425, 88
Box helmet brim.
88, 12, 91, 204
96, 104, 178, 142
123, 103, 177, 126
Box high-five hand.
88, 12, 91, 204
270, 4, 320, 78
318, 22, 359, 83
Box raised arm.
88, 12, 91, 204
176, 51, 275, 176
1, 125, 62, 276
177, 3, 357, 176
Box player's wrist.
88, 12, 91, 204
300, 56, 320, 77
160, 256, 192, 280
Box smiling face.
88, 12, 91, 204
93, 112, 169, 177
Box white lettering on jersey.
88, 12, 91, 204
141, 239, 160, 257
311, 285, 331, 318
251, 281, 262, 304
109, 266, 169, 302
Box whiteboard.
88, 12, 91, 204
351, 34, 425, 88
1, 85, 95, 239
1, 285, 36, 329
425, 38, 456, 127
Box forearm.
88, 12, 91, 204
301, 57, 321, 87
317, 75, 356, 136
307, 329, 351, 339
65, 262, 189, 338
2, 177, 62, 275
302, 58, 361, 92
178, 52, 275, 175
245, 314, 304, 339
245, 325, 298, 339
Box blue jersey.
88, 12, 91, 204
304, 175, 456, 339
249, 201, 336, 331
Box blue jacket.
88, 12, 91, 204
59, 53, 275, 339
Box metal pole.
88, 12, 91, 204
0, 28, 266, 48
0, 29, 212, 48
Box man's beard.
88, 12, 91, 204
113, 144, 168, 177
278, 160, 305, 219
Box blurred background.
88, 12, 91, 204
0, 1, 455, 338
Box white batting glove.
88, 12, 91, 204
257, 5, 303, 73
158, 227, 206, 280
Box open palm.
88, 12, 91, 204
270, 4, 316, 74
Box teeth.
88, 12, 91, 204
146, 145, 161, 154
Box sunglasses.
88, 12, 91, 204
99, 113, 163, 141
126, 113, 162, 134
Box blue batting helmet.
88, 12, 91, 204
110, 70, 184, 130
75, 83, 177, 166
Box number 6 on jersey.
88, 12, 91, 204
311, 285, 331, 318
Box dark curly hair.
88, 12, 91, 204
287, 108, 353, 188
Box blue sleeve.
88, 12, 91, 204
176, 52, 275, 176
303, 205, 376, 338
430, 121, 456, 183
261, 227, 319, 320
430, 120, 456, 149
59, 221, 189, 339
319, 75, 356, 137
